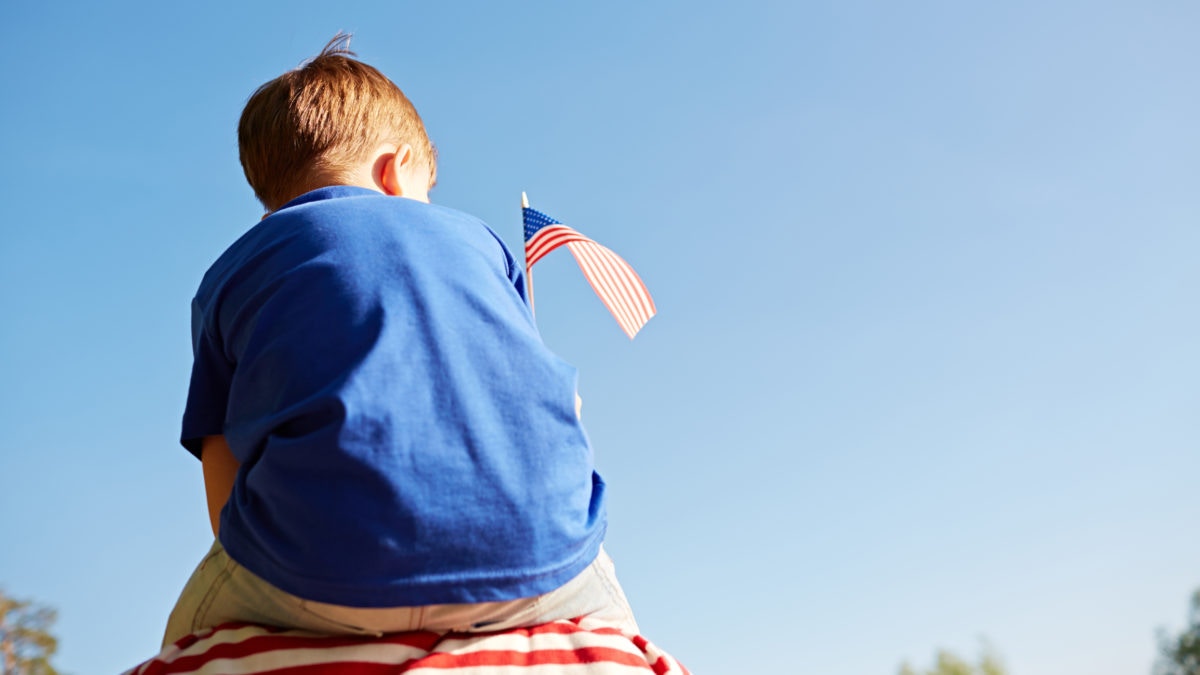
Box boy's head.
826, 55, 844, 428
238, 34, 436, 212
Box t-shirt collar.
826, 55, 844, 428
278, 185, 381, 211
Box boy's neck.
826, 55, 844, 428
270, 146, 431, 214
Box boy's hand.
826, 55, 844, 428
200, 435, 240, 537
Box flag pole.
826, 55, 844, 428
521, 191, 535, 317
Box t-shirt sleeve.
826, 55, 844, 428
491, 229, 533, 312
180, 297, 232, 459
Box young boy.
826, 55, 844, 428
163, 35, 638, 645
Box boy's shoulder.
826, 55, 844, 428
197, 187, 516, 300
267, 187, 497, 247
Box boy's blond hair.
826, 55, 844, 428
238, 34, 436, 211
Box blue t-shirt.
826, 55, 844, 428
181, 186, 606, 607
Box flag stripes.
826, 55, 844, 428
524, 225, 589, 268
564, 241, 655, 340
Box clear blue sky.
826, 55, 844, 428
1, 2, 1197, 673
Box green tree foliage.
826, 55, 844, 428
0, 589, 61, 675
1155, 589, 1200, 675
899, 644, 1007, 675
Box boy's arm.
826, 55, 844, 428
200, 435, 240, 537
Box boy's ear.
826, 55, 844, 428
378, 145, 415, 197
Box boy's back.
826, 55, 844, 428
183, 186, 606, 607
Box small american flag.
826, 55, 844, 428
522, 195, 656, 339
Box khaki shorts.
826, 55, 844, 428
162, 540, 638, 647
